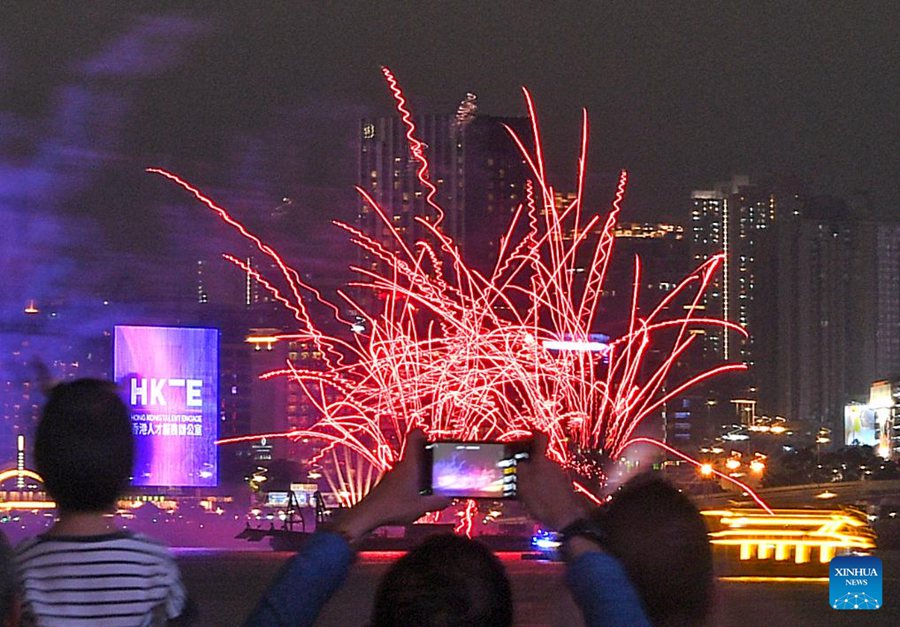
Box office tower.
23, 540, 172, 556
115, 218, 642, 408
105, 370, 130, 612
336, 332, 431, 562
217, 330, 327, 477
357, 110, 530, 275
605, 223, 704, 444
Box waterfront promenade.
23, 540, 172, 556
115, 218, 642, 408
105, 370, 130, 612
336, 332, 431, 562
176, 548, 899, 626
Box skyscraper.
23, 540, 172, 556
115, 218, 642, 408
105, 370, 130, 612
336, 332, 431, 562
759, 197, 900, 437
598, 221, 689, 334
357, 109, 530, 275
689, 175, 777, 366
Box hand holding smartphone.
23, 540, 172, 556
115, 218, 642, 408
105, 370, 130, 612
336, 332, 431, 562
420, 440, 531, 499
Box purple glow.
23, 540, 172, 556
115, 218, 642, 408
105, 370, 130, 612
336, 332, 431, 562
114, 325, 218, 487
431, 443, 506, 498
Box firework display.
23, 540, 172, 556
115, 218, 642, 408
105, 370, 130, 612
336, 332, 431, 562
149, 68, 750, 506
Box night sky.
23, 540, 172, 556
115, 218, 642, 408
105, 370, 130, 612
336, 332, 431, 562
2, 2, 897, 216
0, 1, 898, 335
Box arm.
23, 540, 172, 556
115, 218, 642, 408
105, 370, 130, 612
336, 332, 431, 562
565, 551, 651, 627
243, 531, 353, 627
517, 433, 651, 627
244, 430, 449, 627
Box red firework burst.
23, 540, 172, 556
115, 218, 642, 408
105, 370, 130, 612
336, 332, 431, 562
148, 68, 763, 510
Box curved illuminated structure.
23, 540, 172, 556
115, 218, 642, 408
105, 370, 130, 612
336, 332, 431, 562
0, 468, 43, 485
702, 508, 876, 565
0, 467, 54, 511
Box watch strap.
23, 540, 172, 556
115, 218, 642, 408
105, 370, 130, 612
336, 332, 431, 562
558, 517, 607, 550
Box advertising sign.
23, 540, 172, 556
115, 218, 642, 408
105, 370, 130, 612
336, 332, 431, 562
114, 325, 218, 486
290, 483, 319, 507
844, 404, 877, 447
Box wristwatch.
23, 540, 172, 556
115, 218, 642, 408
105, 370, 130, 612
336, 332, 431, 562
558, 517, 608, 554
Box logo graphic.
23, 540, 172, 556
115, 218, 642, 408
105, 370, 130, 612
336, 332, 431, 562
114, 325, 219, 487
830, 555, 882, 610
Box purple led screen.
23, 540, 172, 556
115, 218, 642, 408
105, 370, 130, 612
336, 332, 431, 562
114, 325, 218, 487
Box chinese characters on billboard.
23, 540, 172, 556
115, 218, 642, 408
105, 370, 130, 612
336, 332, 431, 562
114, 326, 218, 486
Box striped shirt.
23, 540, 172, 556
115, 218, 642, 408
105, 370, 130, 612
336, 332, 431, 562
15, 531, 187, 627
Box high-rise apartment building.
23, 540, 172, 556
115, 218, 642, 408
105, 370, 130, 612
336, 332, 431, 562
689, 176, 778, 366
357, 111, 531, 275
598, 222, 689, 333
759, 198, 900, 438
873, 224, 900, 379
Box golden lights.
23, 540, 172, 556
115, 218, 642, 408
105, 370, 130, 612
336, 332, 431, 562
701, 508, 876, 565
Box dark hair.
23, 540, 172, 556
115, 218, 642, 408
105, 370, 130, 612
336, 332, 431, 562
372, 534, 513, 627
35, 379, 134, 512
596, 474, 713, 627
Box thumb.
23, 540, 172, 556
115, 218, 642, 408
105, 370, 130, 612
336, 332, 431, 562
401, 429, 427, 465
405, 428, 427, 448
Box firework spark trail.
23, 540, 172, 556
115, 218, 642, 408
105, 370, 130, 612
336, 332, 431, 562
572, 481, 605, 506
454, 499, 477, 538
157, 67, 764, 511
146, 167, 344, 369
381, 66, 444, 229
622, 437, 774, 514
221, 254, 305, 323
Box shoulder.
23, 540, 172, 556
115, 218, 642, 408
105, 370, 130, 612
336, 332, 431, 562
16, 531, 176, 564
13, 535, 48, 565
13, 535, 42, 555
119, 531, 172, 551
114, 532, 180, 564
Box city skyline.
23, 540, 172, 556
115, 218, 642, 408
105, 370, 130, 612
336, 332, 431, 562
2, 3, 897, 326
2, 10, 899, 626
2, 5, 899, 468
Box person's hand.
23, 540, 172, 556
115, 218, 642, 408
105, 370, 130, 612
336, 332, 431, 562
329, 430, 451, 543
517, 432, 592, 531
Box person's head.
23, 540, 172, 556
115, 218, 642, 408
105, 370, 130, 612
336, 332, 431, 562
35, 378, 134, 513
0, 531, 19, 626
372, 533, 513, 627
595, 474, 713, 627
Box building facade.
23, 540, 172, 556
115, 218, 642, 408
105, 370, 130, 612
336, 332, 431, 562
689, 175, 779, 366
760, 198, 900, 440
357, 112, 531, 276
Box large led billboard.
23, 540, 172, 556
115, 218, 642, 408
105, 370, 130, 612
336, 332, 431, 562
844, 404, 877, 447
114, 325, 218, 487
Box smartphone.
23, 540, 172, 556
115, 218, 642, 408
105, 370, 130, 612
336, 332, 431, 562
420, 440, 531, 499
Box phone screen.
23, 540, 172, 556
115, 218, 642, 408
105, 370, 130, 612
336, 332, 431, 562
422, 441, 528, 499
